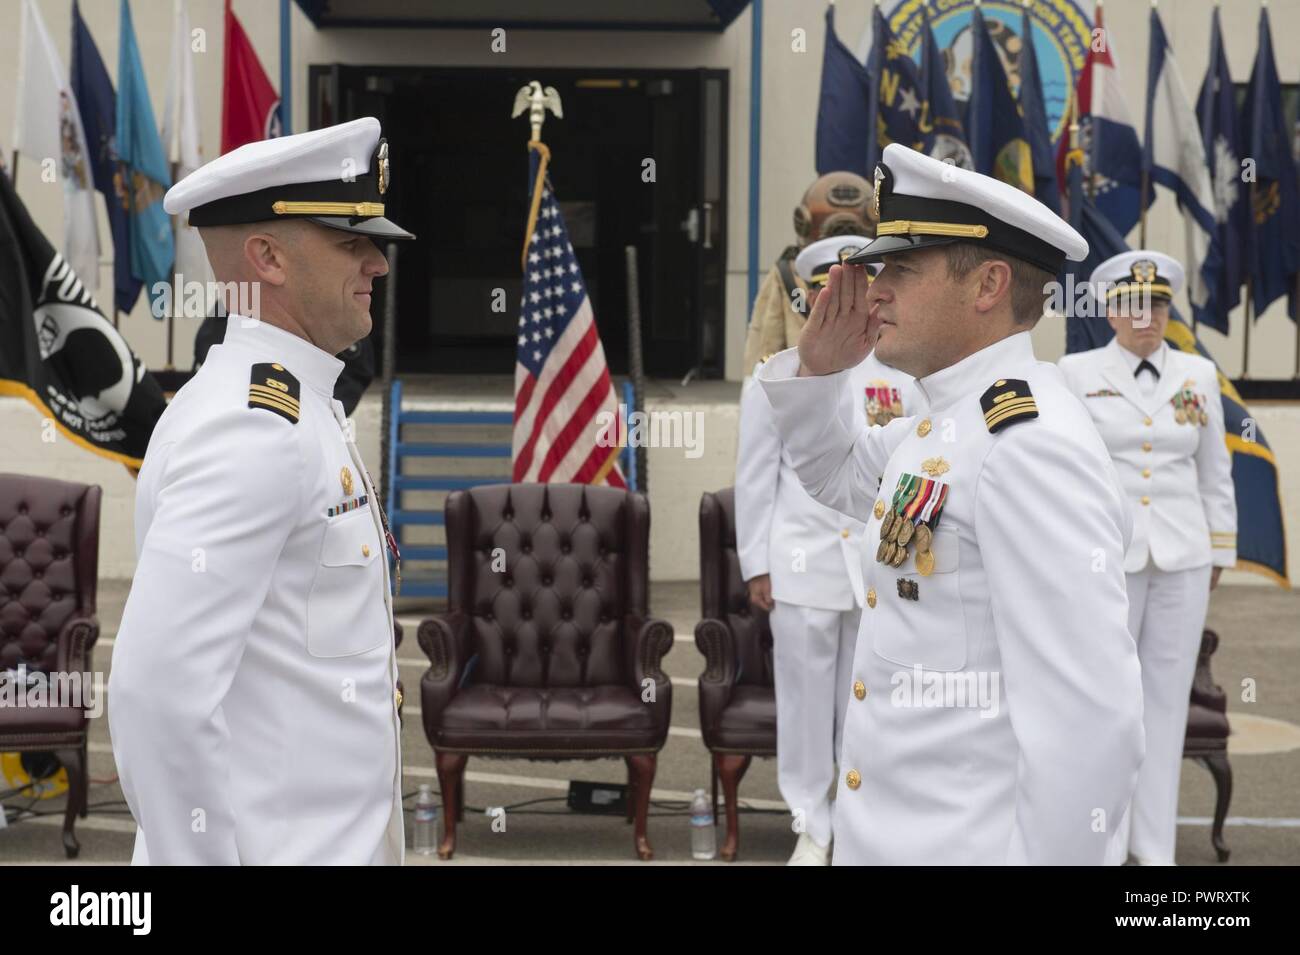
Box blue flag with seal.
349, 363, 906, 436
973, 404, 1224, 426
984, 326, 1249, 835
1241, 5, 1300, 321
115, 0, 174, 316
966, 3, 1032, 193
70, 0, 141, 316
1066, 192, 1289, 587
815, 3, 874, 178
1018, 4, 1060, 213
1144, 5, 1223, 333
1195, 5, 1247, 328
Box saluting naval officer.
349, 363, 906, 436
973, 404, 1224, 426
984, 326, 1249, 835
1058, 250, 1236, 866
755, 144, 1145, 865
736, 235, 917, 865
108, 117, 415, 865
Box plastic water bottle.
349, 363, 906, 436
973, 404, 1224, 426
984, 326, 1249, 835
689, 788, 717, 860
413, 784, 439, 855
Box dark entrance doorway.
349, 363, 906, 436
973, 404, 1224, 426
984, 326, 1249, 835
309, 65, 728, 379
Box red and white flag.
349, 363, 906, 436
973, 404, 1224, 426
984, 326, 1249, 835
221, 0, 280, 155
512, 142, 625, 487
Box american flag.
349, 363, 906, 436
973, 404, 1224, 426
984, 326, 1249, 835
512, 142, 626, 487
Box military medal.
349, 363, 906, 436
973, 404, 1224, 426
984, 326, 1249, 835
865, 382, 902, 427
895, 476, 921, 539
1199, 409, 1208, 426
912, 481, 949, 577
913, 523, 933, 555
881, 474, 915, 542
915, 550, 935, 576
1175, 407, 1187, 425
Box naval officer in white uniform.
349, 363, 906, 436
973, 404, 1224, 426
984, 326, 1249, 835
1058, 250, 1236, 865
108, 118, 414, 864
736, 236, 917, 865
755, 144, 1145, 865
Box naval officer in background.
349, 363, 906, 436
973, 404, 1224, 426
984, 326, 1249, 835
737, 235, 916, 865
109, 117, 414, 864
754, 144, 1145, 864
1059, 250, 1236, 865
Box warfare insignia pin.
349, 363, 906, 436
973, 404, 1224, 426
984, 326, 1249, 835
341, 467, 354, 496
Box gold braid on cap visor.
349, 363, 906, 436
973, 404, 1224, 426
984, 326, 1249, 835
271, 200, 386, 216
876, 220, 990, 239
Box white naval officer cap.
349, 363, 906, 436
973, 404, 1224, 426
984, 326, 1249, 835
795, 235, 880, 286
1090, 249, 1184, 303
845, 143, 1087, 274
163, 117, 415, 240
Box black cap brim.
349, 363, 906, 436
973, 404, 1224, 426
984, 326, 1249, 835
307, 215, 416, 241
843, 233, 959, 265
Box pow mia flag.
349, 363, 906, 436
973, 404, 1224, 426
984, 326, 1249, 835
0, 168, 165, 468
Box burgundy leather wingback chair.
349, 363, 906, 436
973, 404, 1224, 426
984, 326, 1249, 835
695, 487, 776, 861
418, 483, 673, 860
0, 474, 101, 858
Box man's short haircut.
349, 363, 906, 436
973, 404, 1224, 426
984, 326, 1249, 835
943, 243, 1056, 326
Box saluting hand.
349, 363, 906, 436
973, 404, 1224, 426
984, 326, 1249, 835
797, 263, 881, 377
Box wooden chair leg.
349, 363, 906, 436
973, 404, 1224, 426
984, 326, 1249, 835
624, 756, 638, 822
435, 751, 468, 860
79, 739, 89, 819
54, 746, 84, 859
1197, 753, 1233, 862
711, 757, 719, 826
627, 753, 656, 860
716, 753, 751, 862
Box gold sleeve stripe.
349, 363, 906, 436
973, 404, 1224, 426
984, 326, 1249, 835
249, 384, 301, 409
249, 392, 301, 415
984, 397, 1038, 425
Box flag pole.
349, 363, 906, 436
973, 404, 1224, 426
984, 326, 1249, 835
1138, 0, 1155, 248
1243, 175, 1257, 378
167, 159, 179, 370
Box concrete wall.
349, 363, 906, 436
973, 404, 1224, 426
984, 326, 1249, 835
1, 0, 1298, 585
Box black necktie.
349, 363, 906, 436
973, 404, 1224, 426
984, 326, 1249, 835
1134, 359, 1160, 379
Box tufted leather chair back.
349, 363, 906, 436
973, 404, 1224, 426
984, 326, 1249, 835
0, 474, 101, 674
699, 487, 773, 688
444, 483, 649, 689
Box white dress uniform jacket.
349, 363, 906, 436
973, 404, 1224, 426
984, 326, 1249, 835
1057, 339, 1237, 572
109, 316, 404, 865
736, 353, 917, 610
756, 331, 1145, 865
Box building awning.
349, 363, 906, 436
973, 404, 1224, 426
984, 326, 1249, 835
292, 0, 751, 32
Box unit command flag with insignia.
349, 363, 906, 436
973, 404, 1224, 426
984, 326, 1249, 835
0, 168, 165, 469
512, 142, 626, 487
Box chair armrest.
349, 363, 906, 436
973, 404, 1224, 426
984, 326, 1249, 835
626, 614, 674, 733
55, 615, 100, 674
1190, 628, 1227, 713
417, 612, 473, 738
694, 618, 738, 745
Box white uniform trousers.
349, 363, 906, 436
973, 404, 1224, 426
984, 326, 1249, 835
770, 600, 861, 848
1107, 563, 1212, 864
